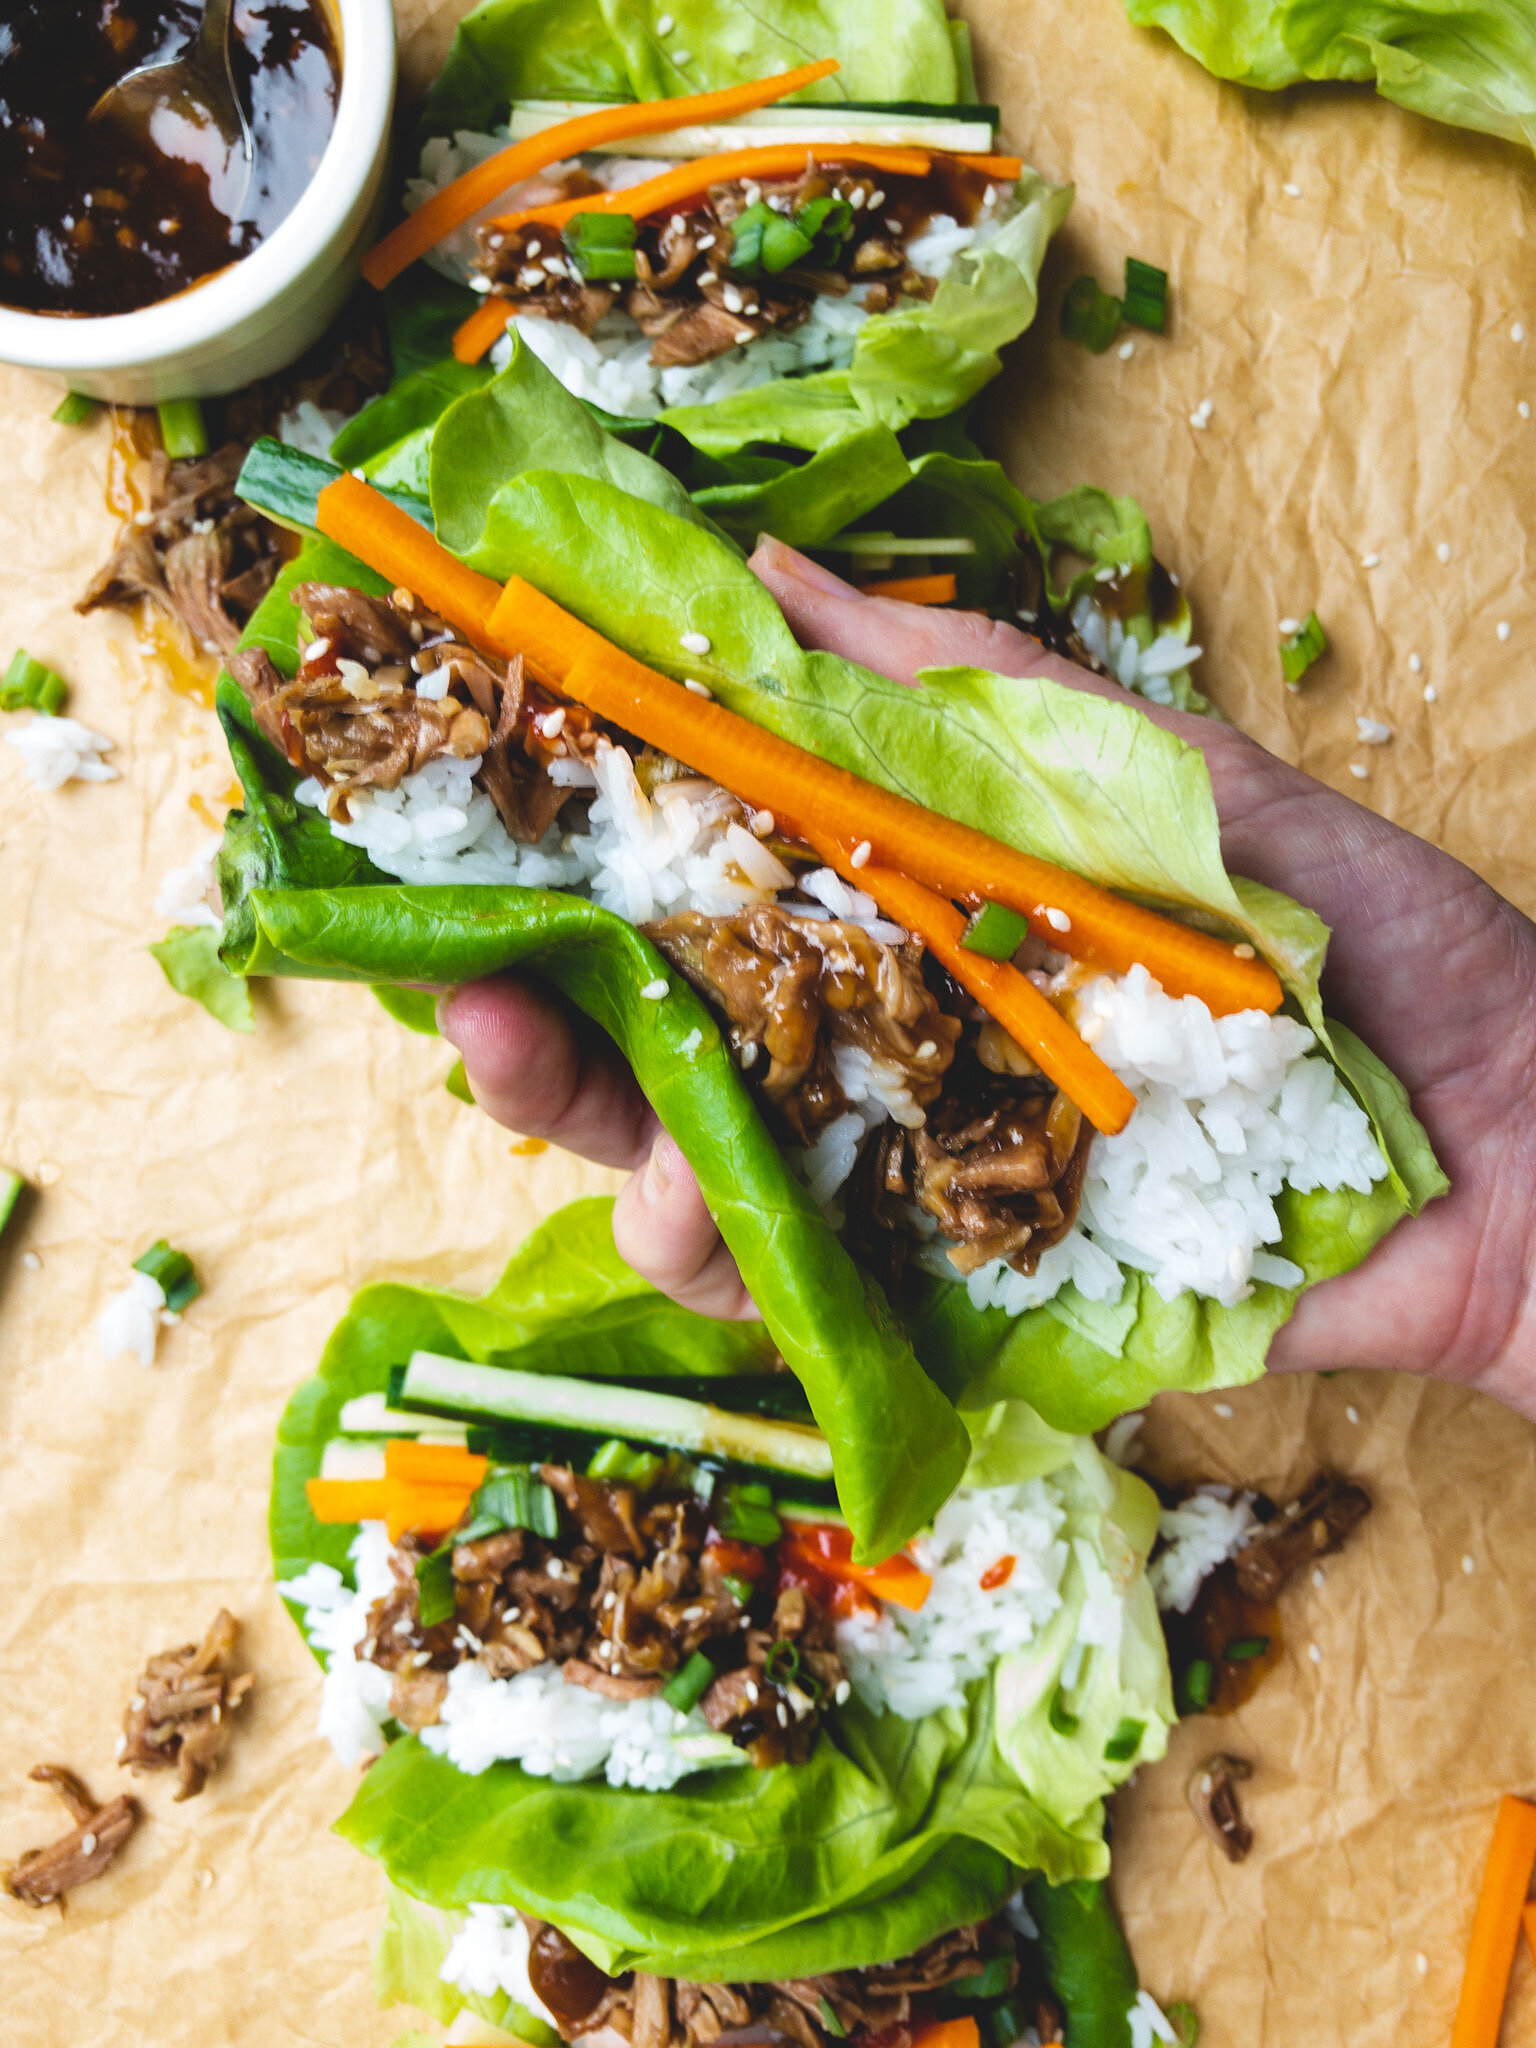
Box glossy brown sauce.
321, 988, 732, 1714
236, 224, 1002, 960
0, 0, 339, 316
1164, 1561, 1283, 1716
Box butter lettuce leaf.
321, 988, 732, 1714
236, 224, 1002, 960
1124, 0, 1536, 152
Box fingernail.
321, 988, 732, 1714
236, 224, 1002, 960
435, 989, 461, 1045
642, 1134, 681, 1205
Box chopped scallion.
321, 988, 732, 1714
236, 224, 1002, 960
445, 1059, 474, 1103
1060, 274, 1123, 352
52, 391, 102, 426
1102, 1715, 1146, 1762
716, 1480, 782, 1546
133, 1239, 201, 1313
563, 211, 638, 281
661, 1649, 716, 1712
587, 1437, 664, 1490
1280, 610, 1328, 685
470, 1465, 561, 1539
1166, 2000, 1201, 2048
1223, 1635, 1270, 1661
1122, 256, 1169, 333
1, 650, 67, 716
763, 1637, 801, 1689
157, 398, 209, 459
816, 1998, 847, 2039
960, 899, 1031, 961
721, 1572, 756, 1606
415, 1544, 458, 1627
1047, 1686, 1079, 1736
1180, 1657, 1214, 1713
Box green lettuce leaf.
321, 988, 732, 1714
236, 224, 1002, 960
375, 1886, 561, 2044
422, 0, 968, 137
147, 925, 256, 1032
1124, 0, 1536, 153
691, 424, 914, 549
658, 177, 1073, 456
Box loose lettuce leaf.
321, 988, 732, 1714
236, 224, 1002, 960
332, 360, 495, 489
147, 925, 255, 1032
422, 0, 967, 137
1026, 1876, 1140, 2048
659, 178, 1073, 456
1124, 0, 1536, 153
691, 424, 914, 549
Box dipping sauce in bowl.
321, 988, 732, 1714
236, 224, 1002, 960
0, 0, 340, 316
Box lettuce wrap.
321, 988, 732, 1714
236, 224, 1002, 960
274, 1196, 1167, 2044
1122, 0, 1536, 154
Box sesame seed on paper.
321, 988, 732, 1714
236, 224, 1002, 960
1461, 1554, 1476, 1575
1408, 652, 1422, 673
1118, 339, 1135, 359
1213, 1402, 1234, 1418
1348, 762, 1369, 780
1423, 684, 1438, 702
1497, 621, 1512, 641
1190, 398, 1214, 429
1355, 717, 1392, 745
1513, 321, 1526, 342
1346, 1404, 1362, 1423
1360, 552, 1381, 569
1521, 401, 1532, 419
1279, 616, 1300, 635
1436, 542, 1452, 563
1283, 181, 1301, 196
1308, 1642, 1323, 1663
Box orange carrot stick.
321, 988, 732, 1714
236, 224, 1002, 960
453, 295, 514, 366
487, 575, 1280, 1017
856, 572, 957, 605
306, 1478, 392, 1523
952, 153, 1024, 180
384, 1441, 490, 1487
386, 1481, 478, 1544
1524, 1898, 1536, 1969
310, 477, 1282, 1019
910, 2018, 980, 2048
361, 57, 842, 290
1450, 1795, 1536, 2048
780, 1522, 933, 1612
834, 857, 1137, 1135
486, 143, 932, 237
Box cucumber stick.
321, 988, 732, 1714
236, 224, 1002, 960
338, 1391, 469, 1442
396, 1353, 834, 1481
505, 100, 996, 161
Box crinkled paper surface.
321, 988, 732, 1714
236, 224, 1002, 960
1, 1, 1533, 2040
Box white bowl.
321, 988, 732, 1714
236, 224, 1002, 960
0, 0, 397, 406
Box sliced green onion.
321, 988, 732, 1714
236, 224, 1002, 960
721, 1572, 756, 1606
763, 1637, 800, 1689
1047, 1686, 1079, 1736
960, 899, 1030, 961
445, 1060, 474, 1103
1166, 2000, 1200, 2048
415, 1545, 458, 1627
586, 1437, 664, 1490
470, 1465, 561, 1539
0, 1169, 24, 1239
1060, 274, 1123, 352
2, 650, 67, 715
661, 1649, 717, 1712
157, 399, 209, 459
816, 1998, 847, 2039
1280, 610, 1328, 685
727, 200, 775, 273
1223, 1635, 1270, 1661
761, 212, 815, 273
1122, 256, 1169, 333
1103, 1716, 1146, 1763
564, 211, 638, 281
949, 1955, 1016, 2001
1179, 1658, 1214, 1713
133, 1239, 201, 1313
52, 391, 102, 426
795, 196, 853, 252
716, 1480, 782, 1546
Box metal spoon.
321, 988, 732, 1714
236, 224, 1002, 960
89, 0, 255, 222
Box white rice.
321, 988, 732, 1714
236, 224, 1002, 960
6, 713, 118, 790
156, 830, 224, 929
407, 130, 1005, 419
1128, 1990, 1179, 2048
97, 1268, 169, 1368
440, 1904, 557, 2019
950, 964, 1386, 1316
1148, 1485, 1260, 1614
277, 1522, 396, 1766
1069, 591, 1202, 707
836, 1480, 1074, 1718
277, 399, 351, 461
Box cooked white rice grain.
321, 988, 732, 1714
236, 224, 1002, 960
440, 1904, 557, 2018
1149, 1485, 1260, 1613
7, 714, 118, 790
277, 1522, 396, 1765
97, 1269, 167, 1367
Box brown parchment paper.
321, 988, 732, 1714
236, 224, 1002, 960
2, 3, 1534, 2041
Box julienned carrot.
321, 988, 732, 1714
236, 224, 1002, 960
856, 572, 957, 605
780, 1522, 932, 1612
486, 143, 932, 237
487, 580, 1283, 1017
1524, 1898, 1536, 1968
311, 477, 1284, 1019
951, 154, 1024, 180
386, 1482, 479, 1544
361, 56, 842, 290
910, 2017, 980, 2048
453, 295, 514, 366
1450, 1795, 1536, 2048
384, 1441, 489, 1487
306, 1478, 391, 1523
833, 857, 1137, 1136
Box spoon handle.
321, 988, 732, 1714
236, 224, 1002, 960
196, 0, 238, 73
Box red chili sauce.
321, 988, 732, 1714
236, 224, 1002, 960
0, 0, 340, 316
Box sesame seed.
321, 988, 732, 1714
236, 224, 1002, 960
1233, 942, 1256, 959
848, 187, 866, 209
134, 508, 155, 527
1308, 1641, 1323, 1664
834, 1679, 851, 1704
1278, 616, 1300, 635
670, 214, 685, 233
81, 1833, 96, 1856
21, 1251, 40, 1270
1213, 1402, 1234, 1418
1514, 321, 1526, 342
1521, 400, 1532, 419
745, 1680, 759, 1703
697, 233, 715, 250
1283, 181, 1301, 197
1311, 1565, 1326, 1588
1118, 338, 1135, 359
697, 269, 717, 286
195, 1867, 214, 1890
734, 328, 756, 344
682, 1605, 705, 1621
1044, 906, 1071, 933
641, 977, 669, 999
1355, 716, 1392, 745
916, 1039, 937, 1059
656, 11, 673, 30
1497, 620, 1512, 641
742, 183, 761, 206
1408, 652, 1422, 672
1348, 762, 1369, 780
683, 676, 713, 698
740, 1041, 759, 1068
1346, 1404, 1361, 1423
468, 272, 493, 294
983, 184, 997, 206
1436, 541, 1451, 562
850, 839, 872, 869
722, 283, 743, 312
1360, 551, 1381, 569
777, 1703, 789, 1726
743, 302, 759, 317
602, 1590, 616, 1609
1415, 1953, 1428, 1977
1190, 398, 1214, 429
1423, 684, 1437, 702
750, 808, 775, 837
885, 217, 903, 232
1462, 1554, 1476, 1575
351, 467, 366, 482
672, 46, 691, 63
680, 630, 711, 655
541, 706, 566, 737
